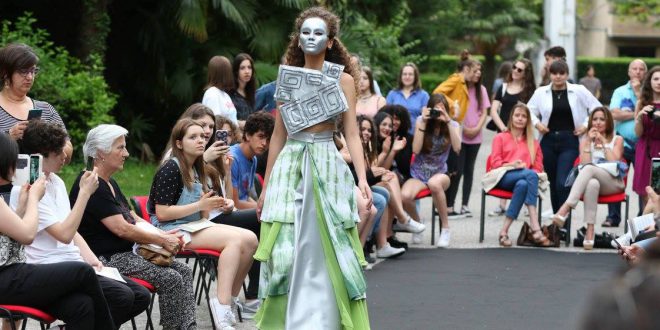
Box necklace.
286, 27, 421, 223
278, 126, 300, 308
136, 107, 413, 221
358, 94, 372, 102
553, 89, 566, 100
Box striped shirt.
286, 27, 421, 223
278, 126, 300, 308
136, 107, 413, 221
0, 99, 67, 135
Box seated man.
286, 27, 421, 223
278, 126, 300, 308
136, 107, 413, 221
230, 111, 274, 210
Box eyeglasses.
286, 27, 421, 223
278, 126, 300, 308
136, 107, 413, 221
513, 66, 525, 73
17, 67, 40, 77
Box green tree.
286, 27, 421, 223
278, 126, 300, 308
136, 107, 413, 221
610, 0, 660, 25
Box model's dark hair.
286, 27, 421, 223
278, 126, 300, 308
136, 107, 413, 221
0, 133, 19, 181
167, 118, 207, 190
396, 62, 422, 91
19, 120, 67, 157
379, 104, 411, 136
284, 6, 359, 90
506, 58, 536, 103
549, 60, 569, 75
206, 56, 234, 92
0, 43, 39, 90
421, 94, 451, 154
232, 53, 256, 108
640, 66, 660, 107
544, 46, 566, 59
243, 111, 275, 141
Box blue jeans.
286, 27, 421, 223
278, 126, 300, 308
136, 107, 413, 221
540, 131, 579, 212
495, 169, 539, 220
370, 185, 390, 235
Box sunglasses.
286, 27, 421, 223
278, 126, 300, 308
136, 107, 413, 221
17, 67, 40, 77
513, 66, 525, 73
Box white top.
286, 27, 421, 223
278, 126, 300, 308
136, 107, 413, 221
591, 135, 620, 161
10, 174, 83, 264
527, 82, 602, 140
202, 86, 238, 124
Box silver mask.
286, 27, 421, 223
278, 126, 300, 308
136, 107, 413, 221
299, 18, 329, 55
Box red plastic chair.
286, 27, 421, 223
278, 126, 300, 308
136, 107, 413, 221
0, 305, 56, 330
479, 155, 543, 243
127, 278, 156, 330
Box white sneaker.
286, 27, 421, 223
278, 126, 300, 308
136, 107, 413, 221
611, 232, 632, 249
412, 232, 423, 244
238, 299, 260, 320
376, 243, 406, 258
437, 229, 451, 248
392, 218, 426, 233
210, 298, 236, 330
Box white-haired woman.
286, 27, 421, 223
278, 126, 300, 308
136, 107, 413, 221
69, 124, 197, 330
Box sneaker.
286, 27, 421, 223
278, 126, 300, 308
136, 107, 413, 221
376, 243, 406, 258
210, 298, 236, 330
392, 218, 426, 233
388, 236, 408, 250
363, 248, 376, 263
412, 232, 423, 244
611, 232, 632, 249
488, 206, 506, 217
460, 206, 473, 218
436, 229, 451, 248
239, 299, 260, 320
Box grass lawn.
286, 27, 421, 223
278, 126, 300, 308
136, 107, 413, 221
59, 159, 158, 198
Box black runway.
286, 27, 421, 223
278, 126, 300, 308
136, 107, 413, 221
365, 248, 622, 330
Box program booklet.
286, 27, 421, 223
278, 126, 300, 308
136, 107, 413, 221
178, 218, 215, 233
627, 213, 655, 240
96, 266, 126, 283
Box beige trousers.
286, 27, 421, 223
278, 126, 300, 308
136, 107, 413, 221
565, 165, 625, 224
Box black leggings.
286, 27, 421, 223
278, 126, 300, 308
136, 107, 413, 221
447, 143, 481, 209
211, 209, 261, 300
0, 261, 115, 330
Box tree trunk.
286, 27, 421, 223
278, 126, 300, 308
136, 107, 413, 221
483, 52, 496, 97
77, 0, 111, 62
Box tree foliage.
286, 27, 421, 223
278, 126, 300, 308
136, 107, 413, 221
0, 13, 116, 160
610, 0, 660, 25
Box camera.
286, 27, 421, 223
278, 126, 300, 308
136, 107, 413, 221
429, 108, 440, 119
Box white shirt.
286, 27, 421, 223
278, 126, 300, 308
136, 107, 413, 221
202, 86, 238, 124
10, 174, 83, 264
527, 82, 602, 140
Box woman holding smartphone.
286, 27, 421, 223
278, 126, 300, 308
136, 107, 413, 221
634, 66, 660, 207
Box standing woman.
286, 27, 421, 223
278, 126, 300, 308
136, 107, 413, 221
256, 7, 371, 329
386, 62, 429, 135
432, 50, 478, 122
356, 67, 386, 118
0, 43, 73, 163
203, 56, 238, 125
445, 60, 489, 218
489, 59, 536, 132
633, 66, 660, 207
231, 53, 257, 127
527, 60, 601, 213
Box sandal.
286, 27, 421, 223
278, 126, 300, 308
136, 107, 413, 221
601, 219, 617, 228
532, 230, 552, 247
499, 234, 512, 247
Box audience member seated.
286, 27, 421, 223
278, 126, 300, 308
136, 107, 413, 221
486, 104, 549, 247
401, 94, 461, 248
0, 133, 114, 330
10, 121, 149, 328
379, 104, 414, 184
619, 186, 660, 265
216, 115, 240, 146
551, 107, 625, 250
71, 124, 197, 330
230, 112, 274, 210
206, 116, 262, 318
149, 118, 257, 329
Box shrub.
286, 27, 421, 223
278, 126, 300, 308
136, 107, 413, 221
577, 56, 660, 103
0, 13, 116, 160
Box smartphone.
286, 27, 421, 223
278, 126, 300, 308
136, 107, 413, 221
86, 156, 94, 171
29, 154, 43, 184
652, 158, 660, 193
215, 130, 229, 145
27, 109, 43, 120
612, 238, 623, 250
11, 154, 30, 186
